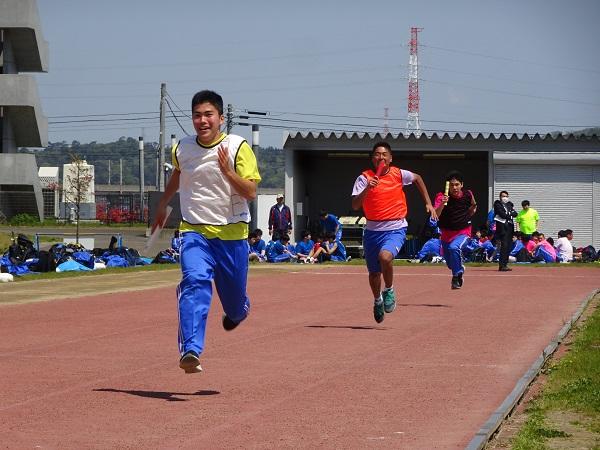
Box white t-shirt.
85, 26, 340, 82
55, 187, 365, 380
555, 236, 573, 262
351, 169, 415, 231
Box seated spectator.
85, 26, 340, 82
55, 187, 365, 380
307, 234, 326, 263
322, 231, 349, 262
319, 209, 343, 241
555, 229, 576, 263
170, 229, 182, 261
463, 230, 483, 262
171, 229, 182, 253
478, 230, 497, 262
417, 233, 442, 262
508, 231, 526, 262
532, 233, 557, 263
249, 228, 267, 262
525, 231, 539, 254
295, 230, 315, 263
266, 233, 297, 263
248, 231, 263, 262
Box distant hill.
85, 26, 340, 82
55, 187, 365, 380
550, 127, 600, 138
19, 138, 284, 189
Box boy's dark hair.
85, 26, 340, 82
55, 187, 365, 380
445, 170, 464, 183
301, 230, 311, 239
557, 230, 565, 238
514, 231, 523, 239
521, 200, 530, 207
531, 231, 540, 239
547, 237, 554, 246
565, 229, 573, 235
371, 141, 392, 155
191, 90, 224, 115
253, 228, 263, 237
280, 234, 290, 243
326, 231, 336, 240
500, 190, 509, 197
319, 209, 327, 217
249, 231, 258, 239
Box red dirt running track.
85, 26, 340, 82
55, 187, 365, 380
1, 265, 598, 449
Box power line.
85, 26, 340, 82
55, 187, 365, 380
164, 98, 191, 136
421, 43, 600, 75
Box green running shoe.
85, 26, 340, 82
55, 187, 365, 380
382, 288, 396, 313
373, 299, 385, 323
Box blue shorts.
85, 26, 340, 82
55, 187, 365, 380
363, 227, 407, 273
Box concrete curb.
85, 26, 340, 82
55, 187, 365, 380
466, 288, 600, 450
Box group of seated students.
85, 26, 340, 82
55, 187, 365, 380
416, 227, 582, 264
248, 229, 350, 264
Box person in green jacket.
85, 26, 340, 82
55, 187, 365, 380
515, 200, 539, 238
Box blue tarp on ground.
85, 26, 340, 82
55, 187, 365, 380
56, 259, 93, 272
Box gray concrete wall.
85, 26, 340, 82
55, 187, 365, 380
0, 0, 49, 72
0, 75, 48, 148
0, 153, 44, 219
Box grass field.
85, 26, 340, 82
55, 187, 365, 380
507, 295, 600, 449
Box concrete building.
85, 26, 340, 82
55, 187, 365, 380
282, 132, 600, 250
38, 166, 59, 218
0, 0, 48, 220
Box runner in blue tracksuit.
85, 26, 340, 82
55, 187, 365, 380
152, 90, 261, 374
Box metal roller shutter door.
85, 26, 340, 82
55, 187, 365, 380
494, 165, 594, 249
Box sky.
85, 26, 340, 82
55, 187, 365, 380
34, 0, 600, 149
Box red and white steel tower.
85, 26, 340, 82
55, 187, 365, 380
406, 27, 423, 134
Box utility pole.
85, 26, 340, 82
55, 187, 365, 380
139, 136, 145, 222
119, 158, 123, 194
252, 124, 260, 153
406, 27, 423, 135
108, 159, 111, 185
226, 103, 233, 134
158, 82, 166, 191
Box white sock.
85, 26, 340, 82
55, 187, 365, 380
374, 295, 383, 304
383, 286, 393, 292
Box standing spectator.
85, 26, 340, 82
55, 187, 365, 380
268, 194, 292, 238
351, 141, 437, 323
494, 190, 518, 272
319, 209, 343, 241
515, 200, 539, 238
485, 208, 496, 236
152, 89, 260, 374
555, 229, 574, 263
434, 171, 478, 289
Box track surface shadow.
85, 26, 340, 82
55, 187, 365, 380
93, 388, 220, 402
305, 325, 386, 330
397, 303, 451, 308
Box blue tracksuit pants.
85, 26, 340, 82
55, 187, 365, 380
441, 233, 470, 276
177, 231, 250, 356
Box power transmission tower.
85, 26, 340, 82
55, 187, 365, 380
406, 27, 423, 135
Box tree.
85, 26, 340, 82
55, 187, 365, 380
62, 153, 94, 244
